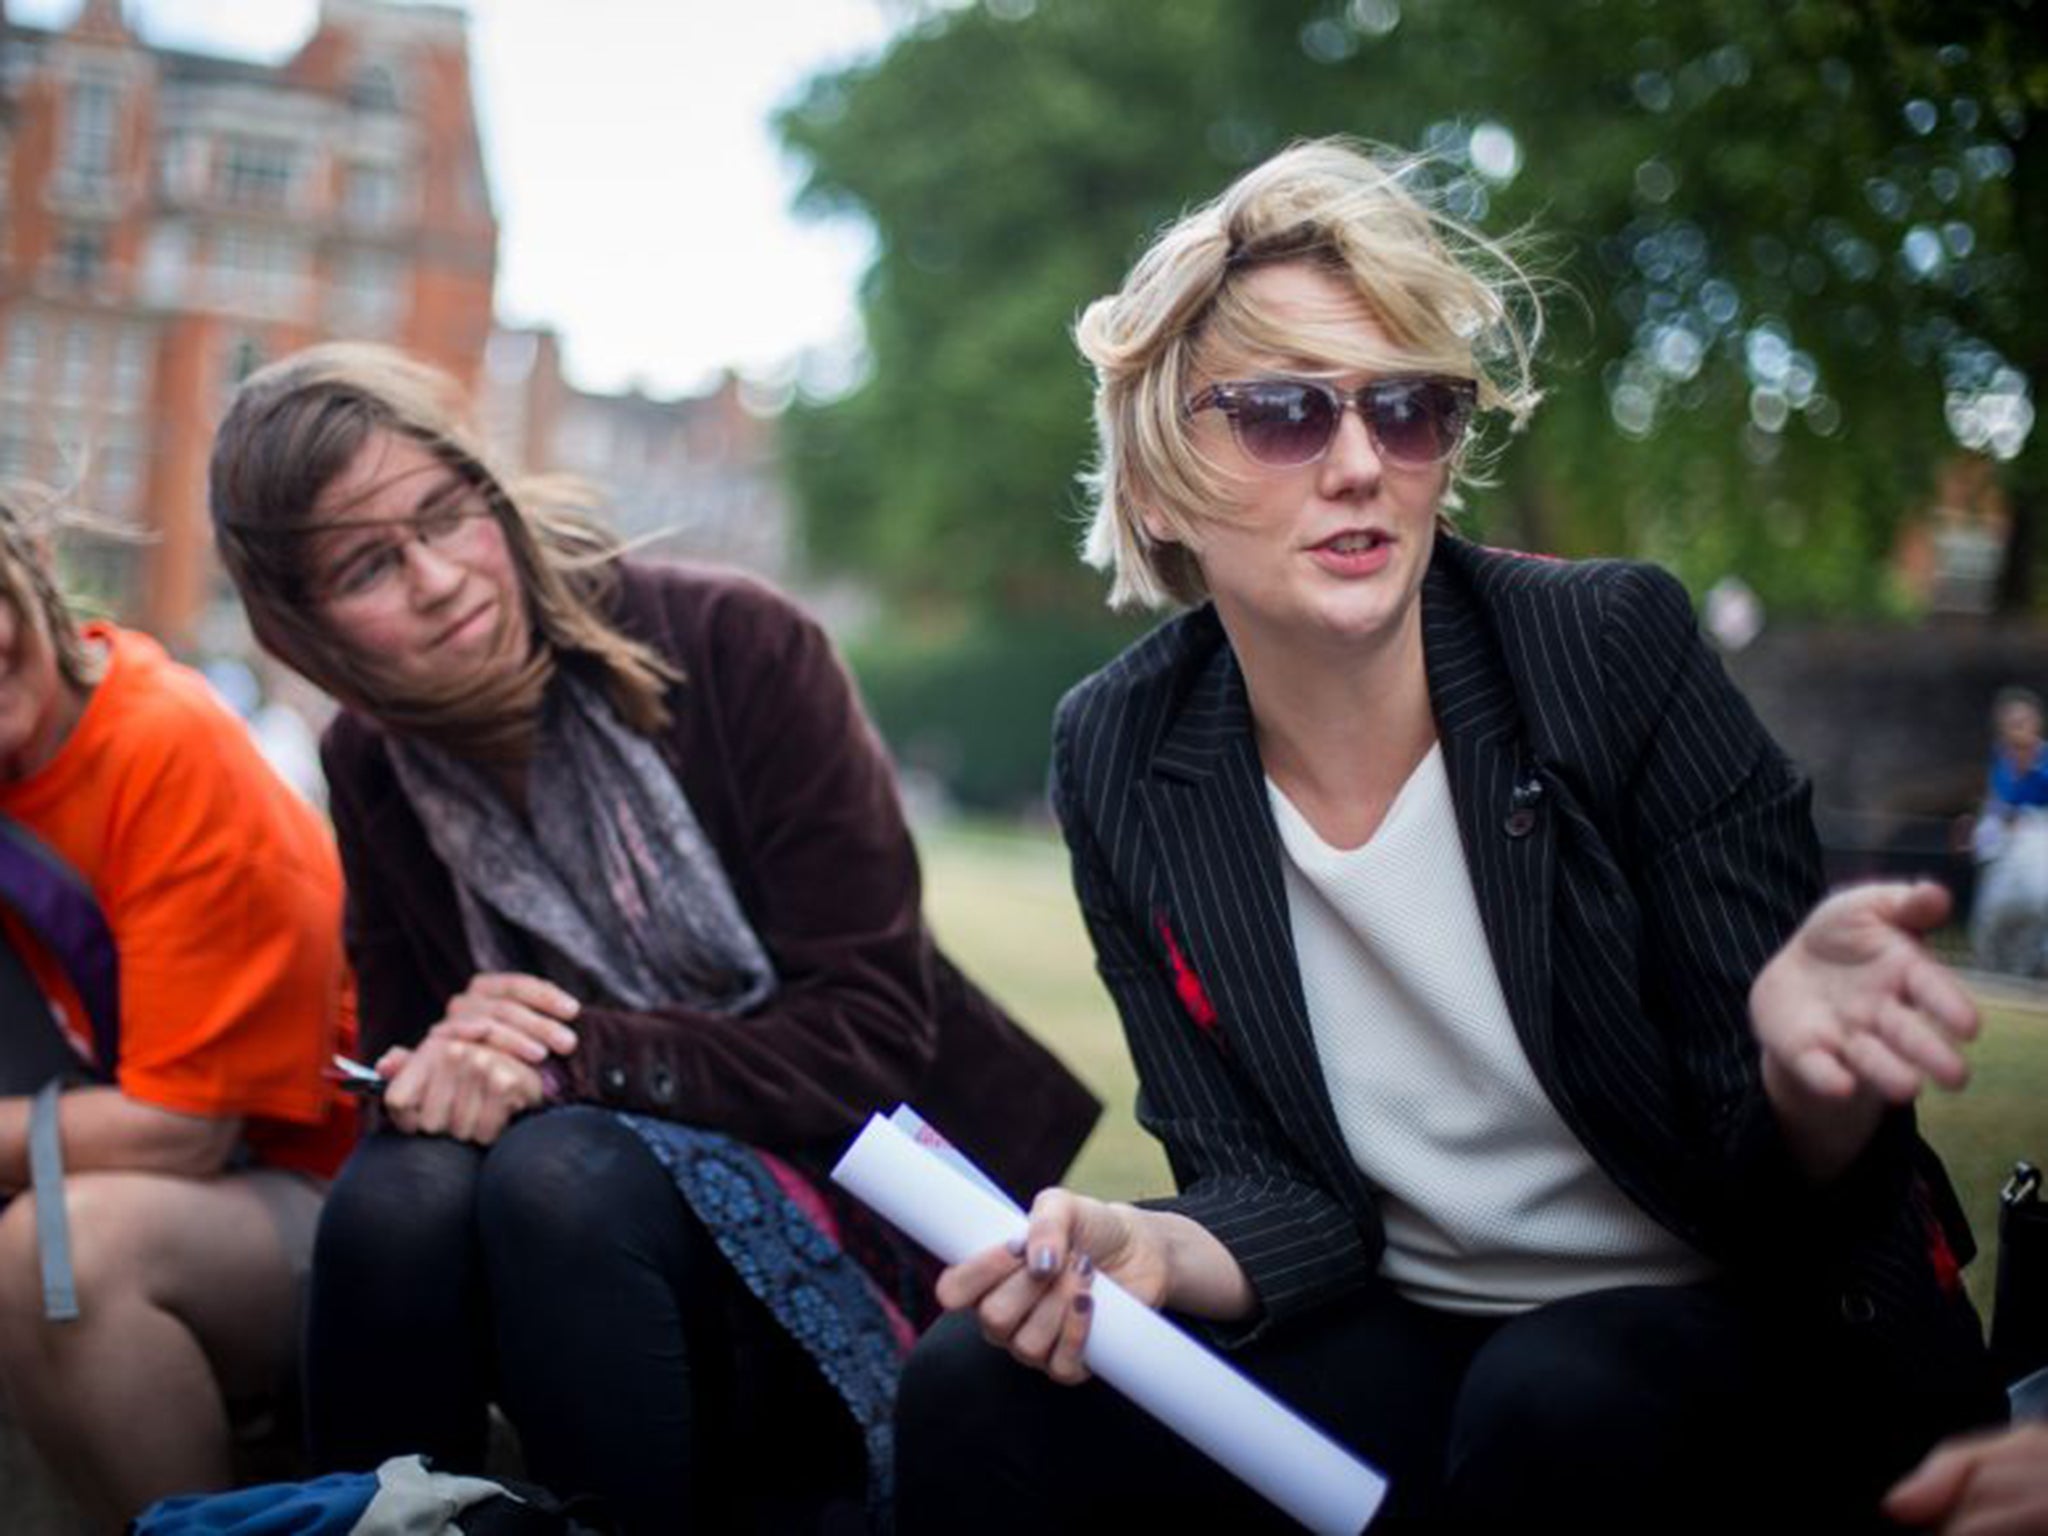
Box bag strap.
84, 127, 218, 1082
0, 813, 118, 1080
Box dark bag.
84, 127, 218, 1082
0, 812, 119, 1321
1992, 1161, 2048, 1386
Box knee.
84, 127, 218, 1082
314, 1134, 480, 1283
0, 1179, 161, 1368
475, 1107, 657, 1256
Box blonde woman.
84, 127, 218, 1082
898, 140, 2001, 1531
209, 346, 1097, 1533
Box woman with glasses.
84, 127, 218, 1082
896, 139, 2001, 1531
207, 344, 1097, 1533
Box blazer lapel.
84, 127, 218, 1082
1422, 552, 1560, 1075
1137, 632, 1372, 1200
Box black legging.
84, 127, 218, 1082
898, 1276, 1988, 1534
305, 1106, 861, 1533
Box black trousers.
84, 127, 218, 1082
304, 1106, 861, 1534
897, 1277, 1963, 1534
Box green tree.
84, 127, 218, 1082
781, 0, 2042, 618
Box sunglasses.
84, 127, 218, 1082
1187, 376, 1479, 469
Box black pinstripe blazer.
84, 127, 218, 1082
1051, 534, 1994, 1398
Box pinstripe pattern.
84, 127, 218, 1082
1051, 535, 1994, 1396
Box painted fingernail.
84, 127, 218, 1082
1072, 1253, 1094, 1277
1073, 1293, 1093, 1316
1005, 1235, 1026, 1259
1030, 1245, 1058, 1277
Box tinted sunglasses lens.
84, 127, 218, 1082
1370, 381, 1472, 465
1231, 384, 1337, 466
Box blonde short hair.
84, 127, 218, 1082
1077, 137, 1544, 610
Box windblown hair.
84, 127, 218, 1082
0, 483, 105, 694
210, 343, 679, 762
1076, 136, 1546, 609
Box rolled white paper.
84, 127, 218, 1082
833, 1112, 1388, 1534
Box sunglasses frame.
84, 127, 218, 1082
1186, 375, 1480, 469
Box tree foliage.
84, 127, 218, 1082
778, 0, 2044, 620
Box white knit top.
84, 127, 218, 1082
1268, 744, 1714, 1315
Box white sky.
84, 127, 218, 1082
11, 0, 899, 396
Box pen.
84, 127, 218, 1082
328, 1053, 387, 1097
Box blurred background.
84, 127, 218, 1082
0, 0, 2041, 1272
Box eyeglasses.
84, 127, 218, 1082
1186, 376, 1478, 469
310, 487, 496, 605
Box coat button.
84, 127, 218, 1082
650, 1067, 676, 1104
1838, 1291, 1876, 1325
600, 1064, 629, 1097
1504, 808, 1537, 838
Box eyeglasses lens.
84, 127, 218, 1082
1229, 381, 1471, 468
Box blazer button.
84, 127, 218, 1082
1838, 1291, 1876, 1326
1503, 808, 1537, 838
600, 1064, 629, 1098
650, 1067, 676, 1104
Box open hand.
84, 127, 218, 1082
1751, 882, 1978, 1180
1883, 1422, 2048, 1535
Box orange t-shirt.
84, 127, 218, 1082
0, 624, 358, 1177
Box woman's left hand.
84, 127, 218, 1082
1750, 881, 1978, 1180
1883, 1422, 2048, 1535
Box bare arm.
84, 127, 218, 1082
0, 1087, 242, 1193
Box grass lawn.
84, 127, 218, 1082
919, 818, 2048, 1328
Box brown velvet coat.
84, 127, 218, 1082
321, 559, 1099, 1200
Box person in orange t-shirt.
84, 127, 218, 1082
0, 489, 356, 1526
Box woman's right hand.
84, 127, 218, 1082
425, 972, 581, 1063
377, 1033, 544, 1144
935, 1189, 1254, 1386
377, 973, 573, 1143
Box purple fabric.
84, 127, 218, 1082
0, 814, 117, 1078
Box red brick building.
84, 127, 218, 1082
0, 0, 496, 648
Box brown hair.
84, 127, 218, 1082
210, 343, 678, 762
1077, 137, 1546, 609
0, 483, 106, 695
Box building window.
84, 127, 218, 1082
328, 249, 407, 337
155, 132, 208, 202
112, 326, 152, 411
343, 161, 406, 228
53, 225, 108, 289
209, 227, 309, 313
350, 63, 401, 113
97, 439, 143, 515
58, 323, 96, 403
223, 334, 266, 396
219, 139, 297, 209
4, 313, 42, 392
142, 225, 190, 303
63, 76, 119, 180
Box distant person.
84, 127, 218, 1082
0, 487, 356, 1526
895, 139, 2003, 1531
1971, 685, 2048, 975
207, 344, 1098, 1533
